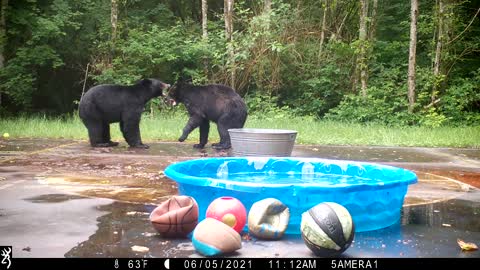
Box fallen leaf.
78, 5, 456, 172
131, 245, 149, 253
242, 234, 252, 241
457, 239, 478, 251
126, 211, 148, 216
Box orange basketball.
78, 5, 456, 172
149, 195, 199, 237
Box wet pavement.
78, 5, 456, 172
0, 139, 479, 258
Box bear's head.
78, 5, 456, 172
165, 78, 191, 106
140, 78, 170, 98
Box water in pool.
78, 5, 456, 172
207, 171, 376, 185
207, 161, 379, 185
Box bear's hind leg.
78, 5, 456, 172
179, 115, 203, 145
120, 114, 149, 149
84, 121, 111, 147
102, 123, 119, 147
213, 116, 232, 150
194, 119, 210, 149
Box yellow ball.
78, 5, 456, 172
2, 133, 9, 138
222, 213, 237, 228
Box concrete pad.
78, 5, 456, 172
0, 139, 479, 258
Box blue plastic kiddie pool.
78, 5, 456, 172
164, 157, 418, 233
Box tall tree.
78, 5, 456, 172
318, 0, 328, 57
368, 0, 378, 42
111, 0, 118, 43
224, 0, 235, 89
432, 0, 444, 103
264, 0, 271, 30
264, 0, 271, 13
0, 0, 8, 107
408, 0, 418, 113
201, 0, 208, 78
358, 0, 368, 96
202, 0, 208, 40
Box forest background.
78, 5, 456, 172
0, 0, 479, 129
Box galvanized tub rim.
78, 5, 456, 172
228, 128, 298, 134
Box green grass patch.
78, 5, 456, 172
1, 114, 479, 148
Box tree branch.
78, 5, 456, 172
446, 7, 480, 45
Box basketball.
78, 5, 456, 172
149, 195, 199, 237
301, 202, 355, 257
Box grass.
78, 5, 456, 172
1, 114, 479, 148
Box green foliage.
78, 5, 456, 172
0, 0, 77, 108
0, 0, 478, 128
244, 92, 293, 120
439, 69, 480, 125
92, 22, 206, 84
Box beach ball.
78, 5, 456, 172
301, 202, 355, 257
206, 196, 247, 233
149, 195, 199, 237
248, 198, 290, 240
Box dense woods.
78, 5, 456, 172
0, 0, 479, 127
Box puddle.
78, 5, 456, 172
36, 175, 177, 205
403, 198, 480, 231
24, 194, 87, 203
64, 202, 187, 258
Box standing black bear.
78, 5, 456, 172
79, 78, 170, 148
167, 80, 247, 150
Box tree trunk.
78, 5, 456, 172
358, 0, 368, 96
408, 0, 418, 113
111, 0, 118, 43
202, 0, 208, 40
368, 0, 378, 41
0, 0, 8, 107
432, 0, 444, 103
224, 0, 233, 42
201, 0, 208, 78
264, 0, 271, 30
318, 0, 328, 58
224, 0, 235, 89
264, 0, 271, 13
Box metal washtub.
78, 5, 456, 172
228, 128, 297, 157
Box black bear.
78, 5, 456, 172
167, 80, 247, 149
79, 78, 170, 148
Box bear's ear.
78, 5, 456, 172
140, 78, 152, 86
177, 74, 193, 85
